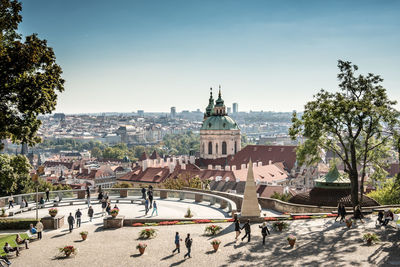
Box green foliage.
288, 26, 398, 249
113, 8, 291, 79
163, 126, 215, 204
367, 180, 400, 205
162, 131, 199, 155
0, 233, 29, 256
0, 154, 31, 196
163, 175, 206, 190
362, 232, 380, 244
184, 207, 193, 218
112, 182, 133, 188
204, 224, 222, 235
270, 192, 292, 202
0, 0, 64, 148
139, 228, 157, 239
289, 60, 399, 208
0, 218, 39, 230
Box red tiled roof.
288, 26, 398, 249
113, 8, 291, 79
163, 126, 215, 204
43, 161, 73, 169
228, 145, 297, 171
118, 166, 170, 183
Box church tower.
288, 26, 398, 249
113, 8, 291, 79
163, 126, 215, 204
200, 86, 241, 159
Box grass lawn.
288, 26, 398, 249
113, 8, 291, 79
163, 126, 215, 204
0, 233, 29, 256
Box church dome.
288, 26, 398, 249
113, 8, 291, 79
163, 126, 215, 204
201, 115, 239, 130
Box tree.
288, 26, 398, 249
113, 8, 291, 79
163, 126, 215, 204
91, 147, 102, 159
1, 0, 64, 149
0, 154, 31, 196
290, 60, 399, 209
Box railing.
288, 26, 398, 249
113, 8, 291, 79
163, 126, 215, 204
0, 188, 236, 215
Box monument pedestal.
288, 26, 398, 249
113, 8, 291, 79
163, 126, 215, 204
41, 215, 65, 229
104, 215, 125, 229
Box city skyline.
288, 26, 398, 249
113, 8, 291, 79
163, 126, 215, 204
19, 0, 400, 113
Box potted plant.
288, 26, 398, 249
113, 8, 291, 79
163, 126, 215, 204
0, 208, 7, 217
139, 228, 157, 239
272, 221, 289, 232
80, 231, 88, 240
211, 239, 221, 251
204, 225, 222, 236
287, 235, 296, 247
110, 208, 119, 218
48, 207, 58, 217
59, 245, 77, 257
345, 218, 353, 228
363, 233, 380, 245
184, 207, 193, 218
136, 243, 147, 255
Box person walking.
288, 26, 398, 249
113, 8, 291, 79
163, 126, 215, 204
144, 198, 149, 215
259, 222, 270, 245
151, 201, 158, 216
106, 202, 111, 215
141, 187, 146, 199
98, 190, 103, 202
86, 186, 91, 208
101, 197, 107, 216
184, 233, 192, 259
36, 220, 44, 240
339, 204, 347, 223
24, 198, 28, 208
88, 206, 94, 222
8, 195, 13, 209
147, 189, 153, 208
172, 232, 182, 253
75, 209, 82, 228
45, 188, 50, 202
354, 205, 364, 223
241, 219, 251, 242
335, 202, 342, 222
234, 218, 241, 240
67, 213, 75, 232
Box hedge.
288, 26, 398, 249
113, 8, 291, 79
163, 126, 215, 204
0, 218, 39, 230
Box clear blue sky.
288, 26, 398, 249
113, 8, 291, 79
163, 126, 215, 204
19, 0, 400, 114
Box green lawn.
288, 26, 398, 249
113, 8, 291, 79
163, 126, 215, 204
0, 233, 29, 256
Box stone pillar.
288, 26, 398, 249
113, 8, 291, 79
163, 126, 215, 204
103, 215, 125, 229
120, 189, 128, 198
179, 192, 185, 200
41, 215, 65, 229
195, 194, 203, 202
210, 197, 216, 205
240, 159, 261, 217
220, 200, 228, 209
77, 190, 85, 199
160, 191, 168, 199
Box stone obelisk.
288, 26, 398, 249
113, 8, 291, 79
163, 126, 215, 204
240, 159, 261, 218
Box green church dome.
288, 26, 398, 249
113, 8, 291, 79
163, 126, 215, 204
201, 115, 239, 130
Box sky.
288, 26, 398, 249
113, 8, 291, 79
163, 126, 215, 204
18, 0, 400, 114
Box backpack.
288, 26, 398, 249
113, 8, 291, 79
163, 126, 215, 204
185, 238, 192, 247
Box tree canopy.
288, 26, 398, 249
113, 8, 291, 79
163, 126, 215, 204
0, 0, 64, 149
290, 60, 399, 208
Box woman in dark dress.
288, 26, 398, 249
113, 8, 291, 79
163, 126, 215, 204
235, 218, 241, 240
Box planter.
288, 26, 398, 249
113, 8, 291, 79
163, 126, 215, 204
139, 247, 146, 255
81, 234, 87, 240
367, 238, 372, 245
288, 239, 296, 247
65, 251, 72, 257
346, 221, 352, 228
49, 212, 57, 217
213, 243, 220, 251
278, 225, 283, 232
111, 214, 118, 218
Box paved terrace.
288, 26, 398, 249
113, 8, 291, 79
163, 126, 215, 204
6, 215, 400, 267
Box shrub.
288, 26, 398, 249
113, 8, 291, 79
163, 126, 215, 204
0, 208, 6, 217
363, 233, 380, 244
204, 225, 222, 235
80, 231, 88, 236
112, 182, 133, 188
136, 243, 147, 249
0, 218, 38, 230
184, 207, 193, 218
139, 228, 157, 239
59, 245, 77, 256
271, 192, 292, 202
367, 180, 400, 205
272, 221, 289, 231
210, 239, 221, 245
287, 235, 296, 241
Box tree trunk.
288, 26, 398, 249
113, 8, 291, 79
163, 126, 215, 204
349, 170, 359, 209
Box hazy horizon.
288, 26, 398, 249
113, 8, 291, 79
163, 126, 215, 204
19, 0, 400, 114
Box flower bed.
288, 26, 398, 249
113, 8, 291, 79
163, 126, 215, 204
158, 221, 179, 225
194, 219, 212, 224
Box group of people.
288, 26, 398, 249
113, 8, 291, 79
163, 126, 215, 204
172, 232, 193, 259
142, 186, 158, 216
377, 210, 394, 226
234, 218, 270, 245
1, 221, 43, 266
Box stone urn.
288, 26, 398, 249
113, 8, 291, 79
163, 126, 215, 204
346, 220, 352, 228
139, 247, 146, 255
278, 225, 283, 232
80, 233, 88, 240
288, 239, 296, 247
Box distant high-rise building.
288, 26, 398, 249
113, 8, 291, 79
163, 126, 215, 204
232, 103, 238, 113
227, 107, 232, 114
137, 110, 144, 117
170, 107, 176, 118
